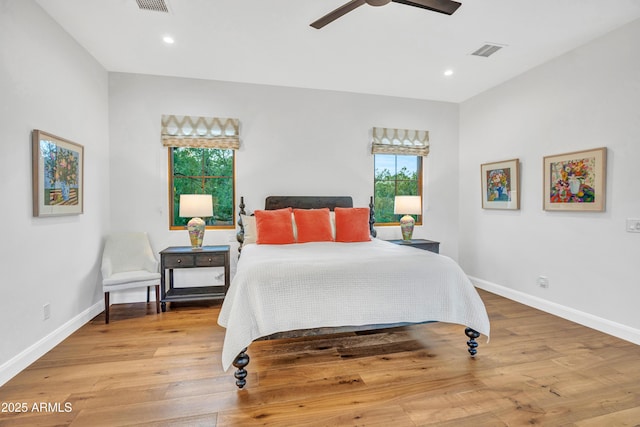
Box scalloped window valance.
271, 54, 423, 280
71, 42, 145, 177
161, 115, 240, 149
371, 127, 430, 156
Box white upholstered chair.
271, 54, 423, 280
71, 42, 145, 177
101, 232, 161, 324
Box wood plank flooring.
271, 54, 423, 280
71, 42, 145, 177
1, 290, 639, 426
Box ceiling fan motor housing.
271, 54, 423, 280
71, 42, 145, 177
366, 0, 392, 6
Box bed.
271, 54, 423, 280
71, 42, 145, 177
217, 196, 490, 389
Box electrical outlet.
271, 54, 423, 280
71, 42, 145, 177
537, 276, 549, 289
43, 303, 51, 320
626, 219, 640, 233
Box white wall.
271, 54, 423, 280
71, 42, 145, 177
459, 18, 640, 342
107, 73, 461, 291
0, 0, 110, 384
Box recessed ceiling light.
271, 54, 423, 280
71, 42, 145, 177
444, 69, 454, 77
163, 35, 175, 44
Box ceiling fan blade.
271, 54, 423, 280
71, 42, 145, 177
310, 0, 367, 29
391, 0, 461, 15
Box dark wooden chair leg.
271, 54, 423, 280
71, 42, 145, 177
104, 292, 110, 324
465, 327, 480, 356
146, 286, 150, 303
154, 285, 160, 314
232, 348, 250, 389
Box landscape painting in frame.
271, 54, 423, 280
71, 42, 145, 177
543, 147, 606, 212
32, 130, 84, 217
480, 158, 520, 210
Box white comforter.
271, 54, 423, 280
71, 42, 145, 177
218, 239, 490, 371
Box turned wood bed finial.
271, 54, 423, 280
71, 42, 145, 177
465, 328, 480, 357
368, 196, 377, 238
232, 348, 250, 389
236, 196, 246, 256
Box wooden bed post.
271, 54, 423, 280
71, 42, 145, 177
369, 196, 377, 238
232, 348, 250, 389
465, 327, 480, 356
236, 196, 246, 256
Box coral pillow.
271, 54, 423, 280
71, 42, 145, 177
293, 208, 333, 243
255, 208, 295, 244
334, 207, 371, 242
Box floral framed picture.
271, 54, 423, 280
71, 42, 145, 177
481, 159, 520, 210
32, 130, 84, 217
543, 147, 606, 212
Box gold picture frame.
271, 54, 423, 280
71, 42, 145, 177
480, 158, 520, 210
32, 130, 84, 217
543, 147, 606, 212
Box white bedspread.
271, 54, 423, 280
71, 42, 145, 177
217, 239, 490, 371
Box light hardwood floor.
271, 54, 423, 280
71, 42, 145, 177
1, 289, 639, 426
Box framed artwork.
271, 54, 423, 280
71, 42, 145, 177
481, 158, 520, 210
32, 130, 84, 217
543, 147, 606, 212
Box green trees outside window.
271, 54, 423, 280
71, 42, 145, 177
170, 147, 234, 228
374, 154, 422, 224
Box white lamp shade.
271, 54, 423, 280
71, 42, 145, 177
394, 196, 422, 215
179, 194, 213, 218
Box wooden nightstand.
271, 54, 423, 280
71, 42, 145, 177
386, 239, 440, 254
159, 245, 230, 312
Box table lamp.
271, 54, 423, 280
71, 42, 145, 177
179, 194, 213, 249
394, 195, 421, 241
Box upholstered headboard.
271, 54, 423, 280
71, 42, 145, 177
265, 196, 353, 211
235, 196, 377, 255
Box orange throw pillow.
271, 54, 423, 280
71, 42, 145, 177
334, 207, 371, 242
255, 208, 295, 244
293, 208, 333, 243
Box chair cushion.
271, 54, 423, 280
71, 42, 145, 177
103, 270, 160, 287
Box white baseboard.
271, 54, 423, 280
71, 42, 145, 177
470, 276, 640, 346
0, 301, 104, 387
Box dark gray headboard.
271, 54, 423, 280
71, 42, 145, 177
265, 196, 353, 211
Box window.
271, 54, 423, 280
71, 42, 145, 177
162, 115, 240, 230
374, 154, 422, 225
371, 126, 429, 225
169, 148, 234, 229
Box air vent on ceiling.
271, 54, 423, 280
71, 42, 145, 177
471, 44, 504, 58
136, 0, 169, 13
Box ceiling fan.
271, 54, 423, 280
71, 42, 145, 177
310, 0, 462, 29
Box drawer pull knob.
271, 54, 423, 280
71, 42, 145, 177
208, 258, 212, 262
177, 259, 181, 263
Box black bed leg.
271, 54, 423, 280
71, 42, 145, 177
232, 348, 250, 389
465, 327, 480, 357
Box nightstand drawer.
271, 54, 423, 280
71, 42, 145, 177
163, 255, 195, 268
196, 253, 225, 267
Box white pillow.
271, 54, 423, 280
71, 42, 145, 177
291, 212, 298, 240
241, 214, 257, 244
329, 211, 336, 240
